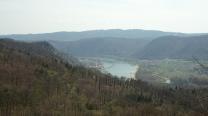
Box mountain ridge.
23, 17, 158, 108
0, 29, 187, 41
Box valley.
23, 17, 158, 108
1, 0, 208, 115
1, 30, 208, 115
136, 59, 208, 87
79, 57, 208, 87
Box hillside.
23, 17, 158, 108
0, 38, 80, 65
50, 37, 150, 58
0, 38, 208, 116
0, 29, 185, 41
135, 35, 208, 60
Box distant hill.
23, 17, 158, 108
0, 29, 185, 41
2, 30, 208, 60
135, 35, 208, 60
49, 37, 150, 58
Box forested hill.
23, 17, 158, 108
50, 34, 208, 60
0, 38, 80, 65
50, 37, 150, 58
135, 35, 208, 60
0, 38, 208, 116
0, 38, 56, 57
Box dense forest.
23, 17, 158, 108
0, 39, 208, 116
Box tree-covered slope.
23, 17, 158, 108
0, 38, 207, 116
135, 35, 208, 60
50, 37, 150, 58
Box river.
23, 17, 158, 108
79, 57, 138, 79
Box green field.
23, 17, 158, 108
136, 59, 208, 86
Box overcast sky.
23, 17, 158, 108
0, 0, 208, 34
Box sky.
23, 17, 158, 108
0, 0, 208, 34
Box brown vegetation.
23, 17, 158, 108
0, 39, 208, 116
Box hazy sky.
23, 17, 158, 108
0, 0, 208, 34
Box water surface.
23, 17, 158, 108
99, 58, 138, 78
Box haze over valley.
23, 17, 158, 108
2, 29, 208, 85
1, 0, 208, 115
